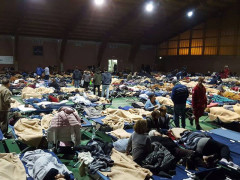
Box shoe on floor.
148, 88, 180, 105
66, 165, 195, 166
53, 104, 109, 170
196, 125, 202, 130
4, 133, 12, 139
189, 118, 194, 126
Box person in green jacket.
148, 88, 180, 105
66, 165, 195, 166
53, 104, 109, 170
93, 70, 102, 96
0, 78, 15, 138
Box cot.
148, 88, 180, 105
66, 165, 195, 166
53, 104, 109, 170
19, 150, 75, 180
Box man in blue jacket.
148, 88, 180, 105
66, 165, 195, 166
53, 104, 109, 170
171, 80, 189, 128
72, 67, 82, 88
102, 69, 112, 99
36, 66, 44, 77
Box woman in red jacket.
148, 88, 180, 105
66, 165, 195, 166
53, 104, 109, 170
192, 77, 207, 130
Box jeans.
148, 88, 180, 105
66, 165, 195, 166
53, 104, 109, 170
74, 80, 80, 88
102, 85, 110, 99
174, 104, 186, 128
94, 85, 100, 96
45, 75, 49, 80
84, 81, 89, 91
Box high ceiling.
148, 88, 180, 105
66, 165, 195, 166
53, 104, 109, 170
0, 0, 239, 44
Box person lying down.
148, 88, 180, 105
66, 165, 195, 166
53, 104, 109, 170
125, 120, 240, 178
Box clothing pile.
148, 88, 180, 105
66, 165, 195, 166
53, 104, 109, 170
142, 142, 176, 178
76, 139, 114, 174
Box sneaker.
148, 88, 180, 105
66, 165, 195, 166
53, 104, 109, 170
196, 125, 202, 130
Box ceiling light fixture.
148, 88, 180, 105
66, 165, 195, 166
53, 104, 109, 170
145, 2, 154, 13
94, 0, 105, 6
187, 11, 193, 17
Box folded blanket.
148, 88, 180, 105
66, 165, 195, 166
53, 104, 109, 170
14, 118, 43, 147
156, 96, 174, 107
60, 87, 85, 93
209, 107, 240, 123
0, 153, 26, 180
101, 149, 152, 180
170, 128, 187, 139
41, 114, 54, 130
110, 129, 131, 139
10, 99, 22, 108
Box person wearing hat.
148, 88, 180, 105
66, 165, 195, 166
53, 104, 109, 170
144, 94, 160, 111
0, 78, 15, 138
93, 69, 102, 96
171, 79, 189, 128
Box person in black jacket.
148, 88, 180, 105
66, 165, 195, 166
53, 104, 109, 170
72, 67, 82, 88
49, 78, 60, 92
147, 106, 170, 134
171, 80, 189, 128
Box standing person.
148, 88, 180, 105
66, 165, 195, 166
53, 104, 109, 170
36, 65, 44, 77
101, 69, 112, 99
44, 66, 50, 80
192, 77, 207, 130
93, 69, 102, 96
0, 78, 15, 138
127, 72, 132, 81
72, 66, 82, 88
171, 80, 189, 128
83, 71, 91, 91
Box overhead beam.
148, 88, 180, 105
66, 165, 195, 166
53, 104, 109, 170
59, 2, 91, 70
125, 0, 204, 64
14, 0, 26, 35
13, 35, 19, 71
142, 0, 205, 43
156, 2, 236, 44
128, 42, 141, 66
96, 0, 145, 67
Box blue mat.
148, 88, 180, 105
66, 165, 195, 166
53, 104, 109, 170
82, 118, 92, 127
207, 132, 240, 165
210, 128, 240, 142
91, 116, 106, 125
19, 150, 74, 180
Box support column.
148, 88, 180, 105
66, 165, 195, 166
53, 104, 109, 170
13, 35, 19, 71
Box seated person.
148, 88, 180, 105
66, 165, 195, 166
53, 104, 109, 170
49, 78, 60, 92
144, 94, 160, 111
126, 120, 152, 165
147, 106, 170, 134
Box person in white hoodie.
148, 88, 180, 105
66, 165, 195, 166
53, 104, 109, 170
44, 66, 50, 80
